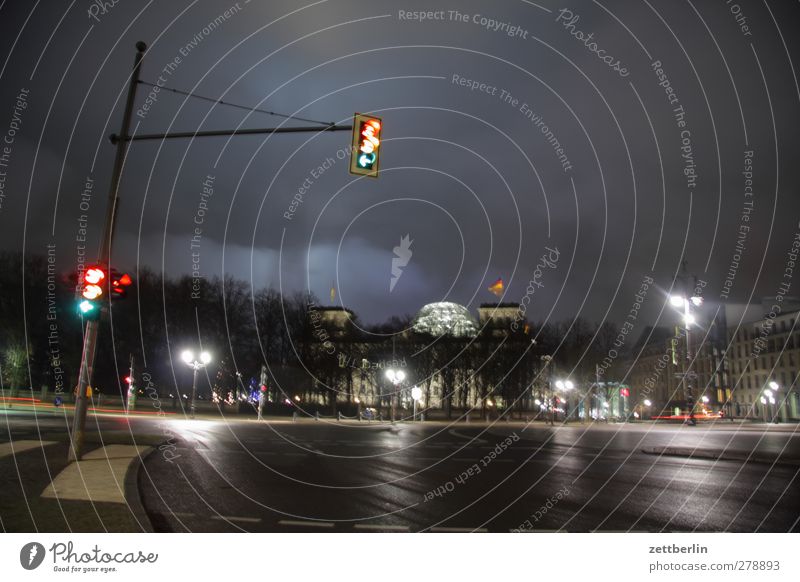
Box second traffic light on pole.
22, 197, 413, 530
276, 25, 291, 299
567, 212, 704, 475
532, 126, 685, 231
349, 114, 382, 178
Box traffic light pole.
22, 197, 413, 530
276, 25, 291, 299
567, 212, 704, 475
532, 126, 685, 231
70, 41, 354, 462
111, 123, 352, 143
69, 42, 147, 462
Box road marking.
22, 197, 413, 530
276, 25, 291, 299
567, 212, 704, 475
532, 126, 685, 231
211, 515, 262, 524
0, 440, 57, 459
448, 429, 488, 444
41, 444, 151, 504
354, 523, 409, 531
431, 526, 489, 533
278, 519, 335, 528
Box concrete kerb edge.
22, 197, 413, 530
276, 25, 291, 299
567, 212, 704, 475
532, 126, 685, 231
124, 444, 160, 532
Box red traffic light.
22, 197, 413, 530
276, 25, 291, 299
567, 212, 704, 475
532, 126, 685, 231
80, 266, 106, 301
260, 385, 267, 392
84, 267, 106, 285
110, 270, 133, 299
124, 376, 132, 385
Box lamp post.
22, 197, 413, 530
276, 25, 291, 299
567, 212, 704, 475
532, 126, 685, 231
763, 381, 779, 423
670, 292, 703, 426
555, 379, 574, 422
385, 368, 406, 421
540, 355, 553, 425
769, 381, 780, 423
181, 349, 211, 419
411, 385, 422, 421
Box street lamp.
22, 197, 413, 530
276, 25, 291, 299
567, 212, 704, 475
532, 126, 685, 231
181, 349, 211, 419
540, 355, 553, 425
765, 382, 780, 423
385, 368, 406, 421
555, 379, 574, 421
411, 385, 422, 421
669, 292, 703, 426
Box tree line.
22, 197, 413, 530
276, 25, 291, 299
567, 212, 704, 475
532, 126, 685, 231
0, 251, 624, 412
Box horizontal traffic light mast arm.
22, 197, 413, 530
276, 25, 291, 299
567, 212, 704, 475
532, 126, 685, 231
110, 123, 353, 143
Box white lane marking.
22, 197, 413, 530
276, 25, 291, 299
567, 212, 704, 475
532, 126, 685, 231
211, 515, 262, 524
0, 440, 57, 458
278, 519, 335, 528
431, 526, 488, 533
41, 445, 151, 504
354, 524, 409, 531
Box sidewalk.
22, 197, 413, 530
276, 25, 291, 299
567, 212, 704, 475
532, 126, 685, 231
0, 434, 160, 532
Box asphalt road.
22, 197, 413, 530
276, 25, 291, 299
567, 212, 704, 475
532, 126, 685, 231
2, 411, 799, 532
137, 417, 800, 533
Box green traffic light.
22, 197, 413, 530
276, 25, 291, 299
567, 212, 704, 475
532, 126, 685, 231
78, 299, 100, 320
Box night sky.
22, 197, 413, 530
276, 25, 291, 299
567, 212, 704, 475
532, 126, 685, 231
1, 0, 798, 331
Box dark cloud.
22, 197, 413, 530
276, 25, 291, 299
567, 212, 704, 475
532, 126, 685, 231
1, 0, 798, 328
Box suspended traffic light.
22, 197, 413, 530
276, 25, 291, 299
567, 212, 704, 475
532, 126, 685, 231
350, 114, 382, 177
78, 265, 106, 320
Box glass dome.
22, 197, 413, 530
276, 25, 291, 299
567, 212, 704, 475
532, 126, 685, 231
412, 302, 478, 338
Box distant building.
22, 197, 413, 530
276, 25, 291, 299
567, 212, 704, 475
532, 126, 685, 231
727, 309, 800, 420
303, 301, 533, 416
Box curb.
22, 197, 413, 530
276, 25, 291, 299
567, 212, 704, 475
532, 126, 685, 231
124, 445, 160, 532
641, 446, 800, 466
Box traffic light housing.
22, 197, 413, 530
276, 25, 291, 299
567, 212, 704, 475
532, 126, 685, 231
350, 114, 382, 177
110, 270, 133, 299
78, 265, 106, 320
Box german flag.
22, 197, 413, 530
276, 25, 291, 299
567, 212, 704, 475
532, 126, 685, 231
488, 277, 504, 297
